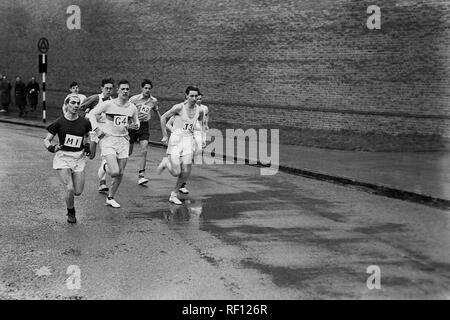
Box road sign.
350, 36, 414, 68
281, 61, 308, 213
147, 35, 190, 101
37, 37, 49, 53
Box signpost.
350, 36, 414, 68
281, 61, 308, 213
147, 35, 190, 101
38, 37, 49, 123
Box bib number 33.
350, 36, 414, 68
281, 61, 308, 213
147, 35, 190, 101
113, 115, 128, 127
183, 123, 194, 132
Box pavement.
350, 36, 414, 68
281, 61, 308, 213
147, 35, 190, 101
3, 123, 449, 300
1, 107, 449, 209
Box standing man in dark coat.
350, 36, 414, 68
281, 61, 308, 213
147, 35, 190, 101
14, 76, 28, 117
26, 76, 40, 112
0, 74, 12, 113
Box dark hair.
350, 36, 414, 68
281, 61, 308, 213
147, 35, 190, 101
141, 79, 153, 88
101, 78, 114, 87
69, 81, 78, 88
185, 86, 200, 95
117, 79, 130, 87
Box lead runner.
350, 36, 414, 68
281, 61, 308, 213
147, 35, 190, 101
43, 94, 93, 223
157, 86, 205, 205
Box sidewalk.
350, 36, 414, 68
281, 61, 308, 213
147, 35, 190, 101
1, 109, 449, 209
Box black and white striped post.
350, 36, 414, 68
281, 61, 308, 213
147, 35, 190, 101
41, 54, 46, 123
37, 37, 49, 123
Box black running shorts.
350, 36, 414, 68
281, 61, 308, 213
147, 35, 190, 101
129, 121, 150, 143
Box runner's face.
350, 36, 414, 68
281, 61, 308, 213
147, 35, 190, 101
118, 84, 130, 99
196, 95, 202, 105
70, 86, 79, 94
186, 91, 199, 105
102, 83, 114, 97
66, 97, 81, 114
142, 84, 152, 97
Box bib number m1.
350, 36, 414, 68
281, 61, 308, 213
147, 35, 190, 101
64, 134, 83, 148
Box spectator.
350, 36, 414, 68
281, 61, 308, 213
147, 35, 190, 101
14, 76, 27, 117
27, 76, 40, 112
0, 74, 12, 113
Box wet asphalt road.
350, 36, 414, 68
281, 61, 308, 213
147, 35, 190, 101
0, 122, 449, 299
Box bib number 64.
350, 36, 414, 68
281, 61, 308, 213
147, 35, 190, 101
113, 115, 127, 127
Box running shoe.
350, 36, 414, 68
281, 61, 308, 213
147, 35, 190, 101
67, 212, 77, 224
106, 197, 121, 208
169, 192, 182, 205
98, 183, 108, 192
178, 187, 189, 194
138, 177, 149, 185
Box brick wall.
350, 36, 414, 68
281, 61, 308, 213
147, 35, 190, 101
1, 0, 449, 137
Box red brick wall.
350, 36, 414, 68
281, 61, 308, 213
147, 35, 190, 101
1, 0, 449, 137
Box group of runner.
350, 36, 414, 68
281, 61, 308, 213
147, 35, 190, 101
44, 78, 209, 223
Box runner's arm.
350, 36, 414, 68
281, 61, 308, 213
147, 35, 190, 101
83, 131, 95, 159
80, 95, 99, 114
166, 116, 174, 133
88, 102, 108, 136
129, 106, 140, 130
43, 132, 62, 153
198, 108, 204, 124
160, 105, 182, 141
204, 106, 209, 130
152, 102, 162, 119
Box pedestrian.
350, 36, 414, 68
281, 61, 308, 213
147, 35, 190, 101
43, 94, 93, 223
157, 86, 205, 205
0, 74, 12, 113
128, 79, 161, 185
14, 76, 27, 117
80, 78, 114, 191
26, 76, 40, 112
88, 79, 140, 208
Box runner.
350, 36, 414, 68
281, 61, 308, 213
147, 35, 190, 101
196, 92, 209, 148
80, 78, 114, 191
157, 86, 205, 205
68, 81, 87, 104
128, 79, 161, 185
43, 94, 93, 223
88, 79, 140, 208
179, 91, 209, 194
62, 81, 87, 113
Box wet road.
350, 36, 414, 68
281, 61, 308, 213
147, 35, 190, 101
0, 122, 449, 299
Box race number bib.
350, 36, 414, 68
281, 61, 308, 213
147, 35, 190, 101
113, 115, 127, 127
64, 134, 83, 148
183, 122, 194, 132
139, 105, 151, 114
